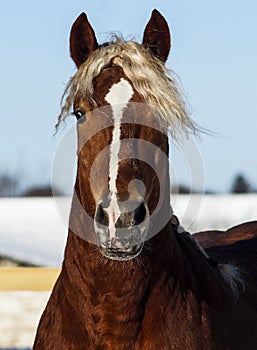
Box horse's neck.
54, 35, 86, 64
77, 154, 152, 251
61, 216, 233, 348
61, 230, 159, 346
62, 220, 184, 304
65, 195, 231, 305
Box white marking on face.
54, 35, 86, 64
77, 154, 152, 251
105, 78, 134, 236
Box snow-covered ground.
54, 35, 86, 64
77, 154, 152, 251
0, 291, 50, 349
171, 193, 257, 233
0, 197, 68, 267
0, 195, 257, 266
0, 195, 257, 349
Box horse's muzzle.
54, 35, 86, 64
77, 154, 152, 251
94, 198, 149, 261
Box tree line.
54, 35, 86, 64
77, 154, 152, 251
0, 172, 255, 197
0, 173, 62, 197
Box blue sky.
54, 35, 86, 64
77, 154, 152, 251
0, 0, 257, 193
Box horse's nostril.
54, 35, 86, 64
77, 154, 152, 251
134, 202, 147, 225
95, 203, 109, 226
95, 199, 148, 233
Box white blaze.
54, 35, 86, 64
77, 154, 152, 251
105, 78, 134, 237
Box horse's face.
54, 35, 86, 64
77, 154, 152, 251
69, 10, 171, 260
74, 66, 169, 260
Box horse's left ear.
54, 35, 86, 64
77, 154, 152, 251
70, 13, 98, 68
143, 9, 170, 62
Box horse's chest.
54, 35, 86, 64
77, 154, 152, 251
91, 303, 184, 349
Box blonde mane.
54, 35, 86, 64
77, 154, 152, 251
56, 38, 196, 134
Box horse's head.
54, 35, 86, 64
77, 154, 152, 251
59, 10, 193, 261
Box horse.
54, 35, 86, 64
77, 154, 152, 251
33, 10, 257, 350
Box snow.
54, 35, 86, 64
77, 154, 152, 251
171, 193, 257, 233
0, 195, 257, 267
0, 197, 69, 267
0, 291, 50, 349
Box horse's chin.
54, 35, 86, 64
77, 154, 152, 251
99, 243, 144, 261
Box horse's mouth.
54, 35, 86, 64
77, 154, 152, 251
99, 243, 144, 261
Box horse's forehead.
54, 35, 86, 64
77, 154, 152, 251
105, 78, 134, 107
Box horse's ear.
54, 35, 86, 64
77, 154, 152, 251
142, 9, 170, 62
70, 13, 98, 68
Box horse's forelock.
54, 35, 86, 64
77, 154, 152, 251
56, 38, 197, 136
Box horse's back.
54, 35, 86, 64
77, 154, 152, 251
194, 221, 257, 284
195, 222, 257, 349
194, 221, 257, 249
195, 222, 257, 315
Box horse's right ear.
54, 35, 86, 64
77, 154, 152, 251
70, 13, 98, 68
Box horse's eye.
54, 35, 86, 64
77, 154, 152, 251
74, 109, 86, 124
